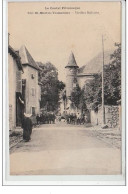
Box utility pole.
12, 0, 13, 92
102, 35, 105, 125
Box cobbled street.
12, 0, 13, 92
10, 123, 121, 175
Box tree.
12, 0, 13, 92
104, 43, 121, 105
37, 62, 65, 112
83, 42, 121, 109
83, 74, 102, 111
70, 85, 82, 109
71, 85, 87, 112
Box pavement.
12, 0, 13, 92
9, 128, 23, 149
10, 122, 121, 175
85, 125, 121, 149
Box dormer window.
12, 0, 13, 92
31, 74, 34, 79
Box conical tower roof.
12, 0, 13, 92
19, 45, 40, 70
65, 52, 79, 68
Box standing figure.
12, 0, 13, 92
36, 114, 40, 125
22, 113, 33, 142
48, 113, 50, 124
82, 113, 85, 124
77, 112, 80, 125
52, 113, 55, 124
73, 113, 77, 125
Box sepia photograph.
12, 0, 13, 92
6, 0, 125, 184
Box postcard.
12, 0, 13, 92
3, 0, 126, 185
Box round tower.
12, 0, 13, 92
65, 52, 79, 98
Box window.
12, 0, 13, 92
31, 74, 35, 79
31, 107, 36, 116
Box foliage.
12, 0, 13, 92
104, 43, 121, 105
70, 85, 81, 109
84, 74, 102, 107
71, 84, 87, 112
83, 42, 121, 110
37, 62, 65, 112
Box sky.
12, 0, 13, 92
8, 1, 121, 83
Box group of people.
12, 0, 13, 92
36, 113, 56, 125
65, 113, 88, 125
21, 111, 88, 142
21, 111, 56, 142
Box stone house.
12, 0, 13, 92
65, 51, 112, 98
8, 45, 24, 130
60, 51, 120, 127
65, 52, 79, 98
19, 45, 41, 116
63, 52, 95, 115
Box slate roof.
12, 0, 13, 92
19, 45, 40, 71
8, 45, 23, 72
78, 50, 113, 75
65, 52, 79, 68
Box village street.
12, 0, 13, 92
10, 122, 121, 175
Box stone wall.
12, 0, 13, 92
105, 105, 120, 128
91, 105, 121, 128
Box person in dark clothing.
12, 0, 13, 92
22, 113, 33, 142
66, 114, 70, 124
49, 113, 52, 124
50, 113, 55, 124
36, 114, 40, 125
52, 114, 55, 124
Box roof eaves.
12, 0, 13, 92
27, 63, 41, 71
65, 64, 79, 68
8, 45, 23, 72
8, 45, 19, 59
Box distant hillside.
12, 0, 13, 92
78, 50, 113, 74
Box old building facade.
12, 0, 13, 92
65, 52, 95, 98
8, 45, 24, 130
61, 51, 120, 128
62, 52, 95, 115
65, 52, 79, 98
19, 45, 41, 116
